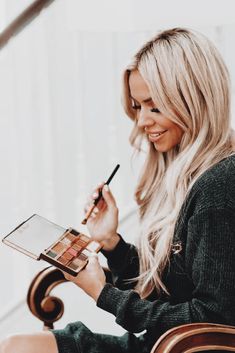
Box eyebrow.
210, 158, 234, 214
130, 96, 153, 104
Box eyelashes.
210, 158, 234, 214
150, 108, 160, 113
131, 105, 161, 114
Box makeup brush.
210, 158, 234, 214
81, 164, 120, 225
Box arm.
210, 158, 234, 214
97, 208, 235, 337
101, 234, 139, 290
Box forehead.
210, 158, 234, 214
129, 70, 150, 100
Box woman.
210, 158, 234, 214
1, 27, 235, 353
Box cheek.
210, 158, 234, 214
169, 125, 183, 144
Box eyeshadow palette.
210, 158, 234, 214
2, 214, 102, 276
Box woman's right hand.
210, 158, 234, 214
84, 182, 120, 251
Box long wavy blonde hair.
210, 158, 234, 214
122, 28, 235, 298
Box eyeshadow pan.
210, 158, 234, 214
72, 244, 82, 252
68, 258, 84, 270
58, 255, 70, 265
76, 239, 87, 247
52, 242, 66, 253
61, 237, 71, 246
68, 262, 79, 270
79, 235, 90, 242
63, 252, 74, 261
72, 258, 83, 266
82, 249, 90, 257
67, 247, 78, 257
66, 233, 77, 242
47, 250, 57, 258
70, 229, 80, 236
78, 253, 87, 261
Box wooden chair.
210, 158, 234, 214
27, 266, 235, 352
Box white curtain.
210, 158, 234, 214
0, 0, 235, 319
0, 1, 144, 317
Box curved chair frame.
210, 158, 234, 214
151, 323, 235, 352
27, 266, 67, 329
27, 266, 235, 352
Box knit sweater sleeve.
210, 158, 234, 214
97, 208, 235, 334
101, 235, 139, 290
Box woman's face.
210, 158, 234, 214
129, 70, 184, 152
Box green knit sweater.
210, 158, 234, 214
97, 155, 235, 350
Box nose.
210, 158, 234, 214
137, 107, 155, 129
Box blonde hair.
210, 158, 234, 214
122, 28, 235, 298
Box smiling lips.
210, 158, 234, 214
147, 130, 167, 141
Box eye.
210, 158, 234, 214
132, 104, 141, 110
130, 98, 141, 110
150, 108, 161, 113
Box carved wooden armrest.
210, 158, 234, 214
28, 268, 235, 352
27, 266, 112, 330
151, 323, 235, 353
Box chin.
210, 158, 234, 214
153, 142, 177, 153
153, 143, 170, 152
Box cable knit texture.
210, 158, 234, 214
53, 155, 235, 353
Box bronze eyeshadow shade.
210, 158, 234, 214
42, 228, 101, 275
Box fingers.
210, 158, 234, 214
84, 181, 112, 216
61, 270, 73, 281
84, 199, 105, 214
92, 182, 105, 203
83, 180, 118, 221
92, 182, 105, 199
84, 203, 107, 220
87, 252, 100, 267
88, 251, 98, 259
101, 184, 117, 209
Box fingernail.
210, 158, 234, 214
94, 207, 99, 212
104, 184, 109, 192
93, 193, 98, 198
89, 252, 98, 258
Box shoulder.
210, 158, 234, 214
196, 154, 235, 186
188, 154, 235, 212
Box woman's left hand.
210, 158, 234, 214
63, 253, 106, 301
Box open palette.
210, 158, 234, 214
2, 214, 102, 276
